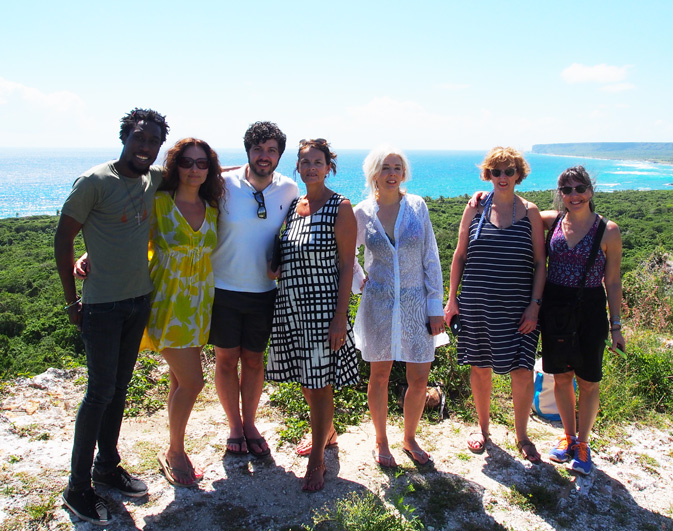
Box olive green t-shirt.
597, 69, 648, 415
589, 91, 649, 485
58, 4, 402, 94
62, 161, 164, 304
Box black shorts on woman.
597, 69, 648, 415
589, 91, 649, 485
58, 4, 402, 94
541, 282, 608, 383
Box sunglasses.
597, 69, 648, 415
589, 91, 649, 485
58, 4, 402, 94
178, 156, 209, 170
490, 168, 516, 177
559, 185, 589, 195
253, 190, 267, 219
299, 138, 328, 146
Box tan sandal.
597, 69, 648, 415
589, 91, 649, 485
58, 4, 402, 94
517, 439, 541, 463
467, 431, 489, 454
302, 463, 326, 492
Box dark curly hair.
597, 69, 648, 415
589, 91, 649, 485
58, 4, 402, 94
296, 138, 337, 176
119, 108, 169, 144
160, 138, 225, 209
243, 121, 286, 156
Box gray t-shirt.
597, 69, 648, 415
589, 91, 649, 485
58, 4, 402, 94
62, 161, 164, 304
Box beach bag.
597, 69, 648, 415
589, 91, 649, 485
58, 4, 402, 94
532, 359, 561, 420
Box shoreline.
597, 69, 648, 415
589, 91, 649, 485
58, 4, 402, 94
3, 187, 673, 220
532, 152, 673, 167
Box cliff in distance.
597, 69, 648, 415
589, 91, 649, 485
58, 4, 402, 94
531, 142, 673, 163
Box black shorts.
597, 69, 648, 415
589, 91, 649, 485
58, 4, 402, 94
208, 288, 277, 353
541, 283, 608, 383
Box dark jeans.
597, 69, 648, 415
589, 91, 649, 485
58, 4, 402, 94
69, 294, 151, 491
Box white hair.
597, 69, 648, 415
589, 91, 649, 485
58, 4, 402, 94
362, 145, 412, 199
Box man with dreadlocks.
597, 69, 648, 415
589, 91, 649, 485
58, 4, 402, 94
55, 108, 169, 525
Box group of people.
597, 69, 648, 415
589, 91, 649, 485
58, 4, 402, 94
54, 108, 625, 525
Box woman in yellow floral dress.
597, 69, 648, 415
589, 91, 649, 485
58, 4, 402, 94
142, 138, 224, 487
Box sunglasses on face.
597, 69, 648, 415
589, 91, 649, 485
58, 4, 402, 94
177, 157, 209, 170
299, 138, 327, 146
253, 190, 267, 219
490, 168, 516, 177
559, 185, 589, 195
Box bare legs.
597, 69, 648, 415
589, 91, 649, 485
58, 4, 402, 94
302, 385, 333, 491
161, 347, 204, 484
510, 368, 535, 444
368, 361, 432, 465
469, 365, 537, 458
368, 361, 394, 463
554, 371, 600, 443
214, 346, 268, 455
469, 366, 492, 449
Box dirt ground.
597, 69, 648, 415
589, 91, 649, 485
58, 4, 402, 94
1, 367, 672, 530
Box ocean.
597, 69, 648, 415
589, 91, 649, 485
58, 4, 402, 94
1, 148, 672, 219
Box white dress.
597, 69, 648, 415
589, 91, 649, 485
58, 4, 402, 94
353, 194, 447, 363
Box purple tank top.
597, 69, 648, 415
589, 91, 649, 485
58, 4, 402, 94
547, 214, 606, 288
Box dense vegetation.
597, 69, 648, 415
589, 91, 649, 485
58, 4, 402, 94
1, 190, 672, 380
531, 142, 673, 163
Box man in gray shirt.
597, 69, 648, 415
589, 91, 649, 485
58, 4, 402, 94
54, 108, 169, 525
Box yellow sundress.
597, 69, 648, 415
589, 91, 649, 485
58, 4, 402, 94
140, 191, 218, 352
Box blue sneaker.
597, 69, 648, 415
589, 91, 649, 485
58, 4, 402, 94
549, 435, 577, 463
570, 441, 592, 475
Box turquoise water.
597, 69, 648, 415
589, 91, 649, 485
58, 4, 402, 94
1, 148, 672, 218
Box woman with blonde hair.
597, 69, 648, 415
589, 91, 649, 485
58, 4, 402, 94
353, 146, 447, 467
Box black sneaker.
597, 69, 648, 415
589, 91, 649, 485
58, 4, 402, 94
62, 486, 110, 525
92, 465, 148, 497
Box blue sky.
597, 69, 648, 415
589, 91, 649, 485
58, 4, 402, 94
1, 0, 671, 151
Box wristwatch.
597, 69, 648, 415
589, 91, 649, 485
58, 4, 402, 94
531, 298, 543, 306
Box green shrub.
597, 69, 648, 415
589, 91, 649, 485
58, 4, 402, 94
623, 247, 673, 333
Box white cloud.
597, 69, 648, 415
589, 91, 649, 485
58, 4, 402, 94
561, 63, 631, 84
0, 77, 85, 112
435, 82, 471, 90
0, 77, 110, 147
600, 83, 636, 93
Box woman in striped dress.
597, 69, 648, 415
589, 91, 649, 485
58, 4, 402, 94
443, 147, 546, 462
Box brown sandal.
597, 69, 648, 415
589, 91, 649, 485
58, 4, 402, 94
517, 439, 541, 463
302, 463, 326, 492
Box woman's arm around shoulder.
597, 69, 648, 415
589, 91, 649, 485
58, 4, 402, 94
540, 209, 560, 231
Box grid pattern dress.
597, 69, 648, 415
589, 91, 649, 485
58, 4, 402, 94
267, 194, 359, 389
457, 210, 539, 374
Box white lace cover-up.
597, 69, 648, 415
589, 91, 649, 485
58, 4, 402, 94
353, 194, 447, 363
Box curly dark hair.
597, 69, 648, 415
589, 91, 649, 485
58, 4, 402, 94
119, 108, 169, 144
243, 121, 286, 156
296, 138, 337, 175
160, 138, 225, 209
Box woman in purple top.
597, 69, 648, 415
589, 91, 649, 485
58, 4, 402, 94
540, 166, 625, 476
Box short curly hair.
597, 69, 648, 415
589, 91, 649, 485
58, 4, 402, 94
160, 138, 225, 210
243, 121, 286, 156
479, 146, 530, 185
119, 108, 169, 144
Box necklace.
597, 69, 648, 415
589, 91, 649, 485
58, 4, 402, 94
122, 176, 145, 225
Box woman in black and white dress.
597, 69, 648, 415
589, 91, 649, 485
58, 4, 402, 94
267, 138, 358, 492
443, 147, 546, 462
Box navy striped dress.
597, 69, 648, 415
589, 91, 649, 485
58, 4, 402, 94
457, 210, 539, 374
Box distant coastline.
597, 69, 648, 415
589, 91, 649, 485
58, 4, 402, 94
532, 142, 673, 165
